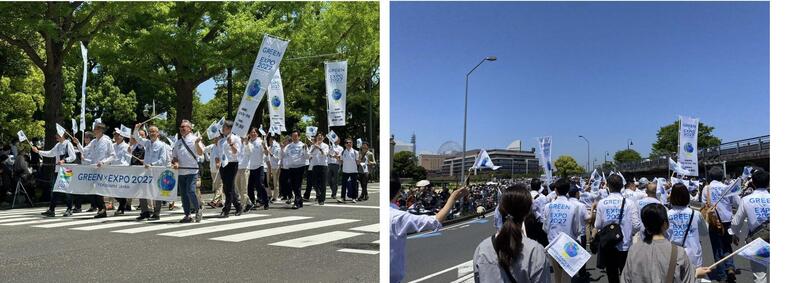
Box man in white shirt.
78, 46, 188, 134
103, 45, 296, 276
543, 179, 583, 283
244, 127, 268, 211
306, 133, 329, 205
236, 129, 252, 211
594, 174, 642, 283
730, 168, 769, 283
204, 142, 224, 208
701, 166, 740, 282
33, 132, 76, 217
215, 120, 244, 217
111, 130, 133, 215
131, 123, 171, 220
358, 142, 376, 201
283, 130, 309, 209
76, 122, 116, 218
265, 135, 281, 203
327, 135, 343, 201
339, 138, 359, 203
171, 120, 205, 223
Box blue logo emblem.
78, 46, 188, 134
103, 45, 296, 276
159, 170, 177, 193
756, 246, 770, 258
247, 79, 261, 97
563, 242, 580, 257
271, 95, 281, 108
332, 89, 343, 100
683, 142, 694, 153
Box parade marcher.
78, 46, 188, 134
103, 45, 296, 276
266, 135, 281, 203
204, 141, 224, 208
75, 122, 116, 218
110, 129, 132, 215
306, 133, 329, 205
594, 174, 642, 283
358, 142, 375, 201
171, 120, 205, 223
568, 183, 592, 279
542, 179, 583, 283
667, 184, 706, 269
215, 120, 243, 217
622, 203, 711, 282
730, 168, 770, 283
523, 178, 550, 248
33, 131, 76, 217
700, 166, 740, 282
473, 183, 551, 283
327, 135, 343, 201
623, 179, 646, 202
340, 138, 360, 204
638, 183, 663, 212
245, 127, 268, 210
391, 177, 468, 283
279, 137, 292, 203
283, 130, 309, 209
131, 123, 170, 221
236, 129, 252, 211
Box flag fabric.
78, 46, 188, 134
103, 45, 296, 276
154, 112, 168, 121
55, 123, 66, 137
71, 119, 78, 135
80, 42, 88, 132
232, 34, 289, 136
305, 126, 318, 141
206, 117, 224, 140
325, 60, 348, 127
671, 177, 684, 185
545, 232, 592, 277
258, 125, 266, 136
669, 158, 690, 176
326, 130, 338, 143
678, 115, 700, 176
92, 118, 102, 130
724, 178, 743, 198
538, 136, 554, 184
738, 238, 769, 267
356, 138, 362, 149
119, 125, 132, 138
742, 166, 753, 179
470, 149, 501, 171
268, 123, 281, 136
267, 69, 287, 132
17, 130, 28, 142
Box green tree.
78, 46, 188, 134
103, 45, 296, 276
0, 64, 45, 143
554, 155, 584, 177
393, 151, 427, 180
0, 2, 126, 148
651, 121, 722, 157
614, 149, 642, 163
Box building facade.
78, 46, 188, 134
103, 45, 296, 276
439, 149, 540, 177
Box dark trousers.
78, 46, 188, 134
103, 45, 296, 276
247, 167, 268, 205
221, 162, 242, 213
605, 249, 628, 283
115, 198, 128, 211
341, 172, 359, 199
310, 165, 327, 204
327, 163, 340, 198
303, 167, 313, 199
91, 195, 105, 211
359, 173, 369, 199
48, 191, 73, 211
279, 168, 290, 198
288, 166, 306, 207
709, 222, 736, 280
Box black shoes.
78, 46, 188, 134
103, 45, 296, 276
147, 214, 160, 221
114, 210, 124, 216
219, 211, 229, 218
42, 210, 55, 217
244, 204, 254, 213
136, 212, 150, 221
234, 208, 242, 216
179, 216, 193, 223
86, 207, 97, 213
62, 209, 73, 217
93, 210, 107, 218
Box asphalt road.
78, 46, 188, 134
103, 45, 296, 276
402, 208, 764, 283
0, 183, 380, 282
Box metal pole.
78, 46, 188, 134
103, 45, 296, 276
461, 58, 492, 184
226, 67, 233, 118
579, 136, 590, 174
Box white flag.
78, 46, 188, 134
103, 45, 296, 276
17, 130, 28, 142
206, 117, 225, 140
71, 119, 78, 135
470, 149, 501, 171
258, 125, 266, 136
119, 125, 132, 139
326, 130, 338, 144
92, 118, 102, 130
742, 166, 753, 179
356, 138, 362, 149
669, 158, 690, 176
724, 178, 743, 198
154, 112, 168, 121
545, 232, 592, 277
267, 69, 287, 132
232, 34, 289, 136
538, 136, 554, 184
738, 238, 769, 267
678, 115, 700, 176
80, 42, 88, 132
325, 60, 348, 127
268, 123, 281, 136
55, 123, 66, 137
306, 126, 318, 141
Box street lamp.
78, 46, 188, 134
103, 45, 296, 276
460, 56, 497, 184
627, 138, 633, 150
579, 135, 590, 174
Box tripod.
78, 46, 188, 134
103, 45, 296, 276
12, 177, 34, 208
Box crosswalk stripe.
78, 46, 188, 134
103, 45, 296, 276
0, 218, 64, 226
349, 223, 379, 233
337, 248, 380, 255
312, 204, 379, 209
372, 240, 380, 244
0, 208, 46, 214
110, 214, 265, 234
270, 231, 363, 248
69, 215, 187, 231
0, 217, 37, 224
0, 214, 34, 220
210, 218, 361, 243
158, 216, 310, 238
32, 215, 140, 228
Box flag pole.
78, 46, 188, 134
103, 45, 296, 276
707, 239, 758, 270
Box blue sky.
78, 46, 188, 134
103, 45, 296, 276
390, 2, 769, 168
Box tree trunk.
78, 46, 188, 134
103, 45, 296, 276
42, 55, 64, 151
173, 79, 195, 132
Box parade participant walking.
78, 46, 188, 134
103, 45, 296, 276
339, 138, 359, 203
594, 174, 642, 283
473, 183, 551, 283
33, 131, 76, 217
265, 135, 281, 203
327, 135, 343, 201
131, 123, 170, 221
391, 177, 468, 283
623, 203, 711, 282
568, 183, 592, 279
358, 141, 375, 201
75, 122, 116, 218
638, 183, 662, 212
279, 137, 292, 203
237, 129, 252, 211
283, 130, 309, 209
731, 168, 770, 283
171, 120, 205, 223
110, 129, 131, 215
215, 120, 243, 217
701, 166, 740, 282
667, 184, 705, 269
204, 141, 224, 208
542, 178, 583, 283
245, 127, 268, 210
306, 133, 329, 205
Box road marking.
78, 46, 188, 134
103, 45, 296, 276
110, 214, 265, 234
349, 223, 379, 233
0, 218, 64, 226
408, 260, 473, 283
158, 216, 309, 237
0, 208, 46, 215
452, 275, 475, 283
0, 214, 35, 219
270, 231, 363, 248
307, 204, 379, 209
32, 215, 139, 228
372, 239, 380, 244
408, 232, 442, 239
211, 218, 361, 242
69, 215, 186, 231
337, 248, 380, 255
0, 217, 37, 224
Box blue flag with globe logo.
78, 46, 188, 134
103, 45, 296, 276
678, 115, 700, 176
738, 238, 769, 267
232, 34, 289, 136
545, 232, 591, 277
325, 60, 348, 127
267, 69, 286, 132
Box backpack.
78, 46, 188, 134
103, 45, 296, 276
591, 198, 625, 254
746, 220, 770, 243
700, 188, 725, 234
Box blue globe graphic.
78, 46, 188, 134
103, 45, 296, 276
756, 246, 770, 258
332, 89, 343, 100
247, 79, 261, 97
271, 95, 281, 107
683, 142, 694, 153
564, 242, 580, 257
159, 171, 177, 191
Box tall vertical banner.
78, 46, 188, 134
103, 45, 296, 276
678, 115, 699, 176
325, 60, 348, 127
538, 136, 554, 184
232, 34, 289, 136
79, 42, 88, 132
267, 69, 286, 132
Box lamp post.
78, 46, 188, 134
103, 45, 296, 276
627, 138, 633, 150
579, 135, 590, 174
460, 56, 496, 184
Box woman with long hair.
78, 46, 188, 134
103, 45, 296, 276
473, 184, 550, 282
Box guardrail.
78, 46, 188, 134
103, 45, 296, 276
617, 135, 769, 172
